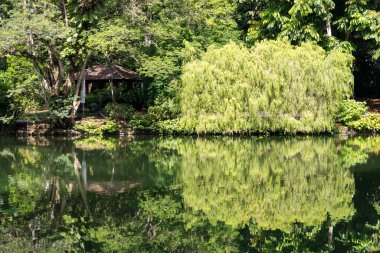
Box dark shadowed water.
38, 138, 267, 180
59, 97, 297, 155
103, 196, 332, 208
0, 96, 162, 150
0, 136, 379, 252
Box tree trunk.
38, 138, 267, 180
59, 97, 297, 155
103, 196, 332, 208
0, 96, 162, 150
24, 1, 52, 109
328, 226, 334, 245
326, 20, 332, 37
70, 57, 88, 122
46, 44, 66, 95
61, 0, 69, 27
31, 60, 50, 109
72, 152, 91, 214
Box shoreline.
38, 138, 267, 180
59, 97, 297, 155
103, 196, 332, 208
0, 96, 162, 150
0, 118, 376, 138
0, 125, 371, 138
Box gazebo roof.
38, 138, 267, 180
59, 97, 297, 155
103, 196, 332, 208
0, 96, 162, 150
74, 64, 141, 81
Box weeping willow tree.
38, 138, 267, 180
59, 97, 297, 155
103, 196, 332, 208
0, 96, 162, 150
180, 40, 354, 134
178, 137, 355, 232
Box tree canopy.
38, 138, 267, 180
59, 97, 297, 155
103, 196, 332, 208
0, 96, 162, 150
180, 40, 353, 134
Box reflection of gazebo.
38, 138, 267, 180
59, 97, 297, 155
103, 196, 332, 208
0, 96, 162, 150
86, 181, 140, 195
74, 64, 141, 103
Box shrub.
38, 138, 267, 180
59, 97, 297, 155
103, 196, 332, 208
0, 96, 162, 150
337, 99, 368, 124
101, 121, 119, 135
127, 112, 183, 134
347, 115, 380, 132
0, 75, 14, 116
180, 40, 354, 134
74, 121, 119, 136
104, 103, 135, 121
148, 98, 180, 121
127, 113, 158, 132
157, 119, 183, 134
87, 89, 112, 106
48, 96, 76, 128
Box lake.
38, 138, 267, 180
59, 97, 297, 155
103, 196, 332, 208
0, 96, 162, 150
0, 136, 379, 252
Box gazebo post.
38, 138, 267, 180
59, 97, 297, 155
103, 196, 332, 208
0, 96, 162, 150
109, 79, 116, 103
81, 79, 86, 117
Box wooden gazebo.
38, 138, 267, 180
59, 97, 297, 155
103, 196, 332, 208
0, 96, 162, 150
75, 64, 141, 81
74, 64, 141, 103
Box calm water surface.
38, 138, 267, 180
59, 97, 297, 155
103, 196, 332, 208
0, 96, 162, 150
0, 136, 379, 252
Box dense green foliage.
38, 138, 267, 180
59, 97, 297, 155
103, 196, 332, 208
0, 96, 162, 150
0, 56, 41, 123
74, 121, 119, 136
0, 0, 378, 131
104, 103, 135, 121
337, 99, 368, 124
239, 0, 380, 97
239, 0, 379, 54
347, 115, 380, 133
0, 0, 240, 124
337, 99, 380, 132
181, 40, 353, 134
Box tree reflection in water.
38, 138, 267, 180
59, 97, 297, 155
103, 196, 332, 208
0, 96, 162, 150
179, 137, 355, 231
0, 136, 378, 252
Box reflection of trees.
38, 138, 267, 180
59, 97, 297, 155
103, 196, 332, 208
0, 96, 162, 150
339, 164, 380, 252
179, 138, 356, 231
0, 139, 89, 251
0, 137, 183, 251
0, 136, 379, 252
338, 135, 380, 168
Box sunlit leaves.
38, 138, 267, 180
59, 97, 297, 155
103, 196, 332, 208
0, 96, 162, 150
180, 40, 353, 134
88, 20, 142, 60
336, 1, 380, 59
242, 0, 335, 44
0, 6, 70, 56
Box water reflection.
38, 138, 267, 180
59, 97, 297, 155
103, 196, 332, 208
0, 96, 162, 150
0, 136, 378, 252
178, 138, 355, 231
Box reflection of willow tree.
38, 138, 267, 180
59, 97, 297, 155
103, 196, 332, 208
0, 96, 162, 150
179, 137, 355, 231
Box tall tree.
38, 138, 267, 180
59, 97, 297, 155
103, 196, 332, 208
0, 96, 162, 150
0, 0, 105, 124
239, 0, 380, 96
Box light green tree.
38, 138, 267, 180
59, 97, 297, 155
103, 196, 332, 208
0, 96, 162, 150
180, 40, 353, 134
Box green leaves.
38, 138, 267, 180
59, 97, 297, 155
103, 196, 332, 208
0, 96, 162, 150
336, 1, 380, 59
337, 99, 368, 124
49, 96, 75, 121
243, 0, 335, 44
67, 0, 106, 27
241, 0, 379, 63
347, 115, 380, 133
337, 99, 380, 133
180, 40, 353, 134
74, 121, 119, 136
0, 56, 41, 121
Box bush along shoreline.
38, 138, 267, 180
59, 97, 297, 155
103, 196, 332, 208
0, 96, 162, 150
8, 98, 380, 138
337, 100, 380, 134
